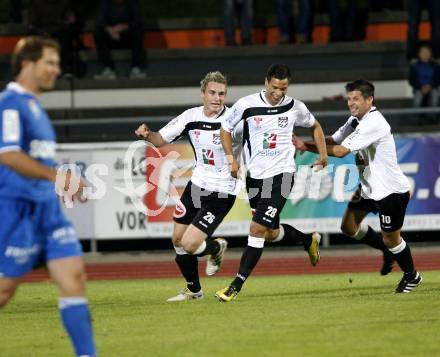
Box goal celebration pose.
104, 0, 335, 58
215, 64, 328, 302
136, 71, 242, 301
294, 79, 422, 293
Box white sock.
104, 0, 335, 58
388, 238, 406, 254
174, 246, 186, 255
248, 236, 265, 248
193, 241, 207, 255
350, 221, 368, 240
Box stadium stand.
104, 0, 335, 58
0, 4, 437, 142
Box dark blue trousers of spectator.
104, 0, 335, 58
224, 0, 253, 46
328, 0, 368, 42
276, 0, 312, 43
94, 24, 145, 69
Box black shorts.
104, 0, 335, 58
348, 187, 410, 232
173, 181, 236, 236
246, 172, 294, 229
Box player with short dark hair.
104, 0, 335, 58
215, 63, 328, 302
0, 36, 96, 356
135, 71, 241, 301
294, 79, 422, 293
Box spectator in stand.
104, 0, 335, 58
409, 44, 440, 122
327, 0, 369, 42
223, 0, 253, 46
406, 0, 440, 61
27, 0, 86, 77
276, 0, 313, 44
94, 0, 147, 79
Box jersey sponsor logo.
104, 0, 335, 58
29, 139, 56, 159
2, 109, 20, 143
278, 117, 288, 128
253, 117, 263, 127
263, 133, 277, 149
5, 244, 40, 264
202, 124, 212, 129
51, 227, 77, 243
212, 133, 221, 145
202, 149, 215, 165
173, 200, 186, 218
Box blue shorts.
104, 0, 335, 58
0, 198, 83, 278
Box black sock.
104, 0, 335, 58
362, 227, 389, 253
231, 246, 264, 292
392, 243, 415, 275
196, 239, 220, 257
281, 223, 312, 249
175, 254, 201, 292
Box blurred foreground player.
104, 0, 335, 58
0, 36, 96, 356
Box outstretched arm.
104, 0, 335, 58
220, 128, 240, 178
309, 120, 328, 167
0, 151, 86, 196
294, 134, 350, 158
135, 123, 167, 147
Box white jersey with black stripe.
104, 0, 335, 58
159, 105, 242, 195
222, 90, 315, 179
332, 107, 410, 200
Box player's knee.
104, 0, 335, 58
171, 234, 182, 247
340, 223, 356, 237
60, 269, 87, 296
180, 237, 198, 254
381, 231, 400, 247
250, 223, 267, 237
265, 229, 279, 241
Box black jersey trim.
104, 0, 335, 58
243, 118, 251, 158
216, 105, 227, 118
170, 121, 222, 143
241, 99, 294, 120
187, 138, 197, 164
350, 118, 359, 129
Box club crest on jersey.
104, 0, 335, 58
263, 133, 277, 149
202, 149, 215, 165
253, 117, 263, 127
278, 117, 288, 128
28, 99, 41, 119
193, 130, 201, 142
212, 133, 221, 145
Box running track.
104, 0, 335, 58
23, 253, 440, 283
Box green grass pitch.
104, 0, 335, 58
1, 272, 440, 357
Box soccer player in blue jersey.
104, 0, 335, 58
0, 37, 96, 357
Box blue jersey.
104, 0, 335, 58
0, 82, 57, 202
